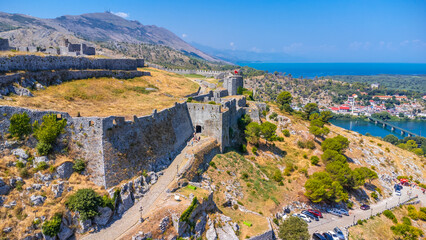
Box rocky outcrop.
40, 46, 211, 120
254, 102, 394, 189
55, 161, 74, 179
0, 178, 10, 195
30, 195, 46, 206
93, 206, 113, 226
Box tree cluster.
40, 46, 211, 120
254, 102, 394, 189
304, 135, 378, 203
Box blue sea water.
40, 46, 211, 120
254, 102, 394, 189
330, 120, 426, 139
236, 62, 426, 78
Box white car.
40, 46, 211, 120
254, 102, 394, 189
327, 231, 341, 240
292, 213, 311, 223
395, 190, 401, 196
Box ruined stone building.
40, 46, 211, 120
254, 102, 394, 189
0, 38, 11, 51
59, 39, 96, 56
223, 70, 244, 95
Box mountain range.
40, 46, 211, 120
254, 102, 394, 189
0, 11, 224, 67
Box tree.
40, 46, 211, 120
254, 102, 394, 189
65, 189, 102, 220
303, 103, 319, 119
321, 135, 350, 153
383, 134, 399, 145
238, 114, 252, 131
245, 122, 261, 144
9, 112, 32, 139
310, 156, 319, 165
278, 216, 310, 240
326, 160, 354, 188
260, 122, 277, 142
319, 111, 333, 123
33, 114, 67, 155
42, 213, 62, 237
391, 223, 424, 240
321, 149, 347, 164
304, 172, 333, 202
276, 91, 293, 112
352, 167, 378, 185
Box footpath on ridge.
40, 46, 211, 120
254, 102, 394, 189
82, 137, 213, 240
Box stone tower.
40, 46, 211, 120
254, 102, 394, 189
0, 38, 10, 51
223, 69, 243, 96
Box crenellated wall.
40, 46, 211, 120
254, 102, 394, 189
0, 55, 144, 72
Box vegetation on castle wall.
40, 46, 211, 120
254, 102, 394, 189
179, 197, 198, 223
73, 159, 86, 174
33, 114, 67, 155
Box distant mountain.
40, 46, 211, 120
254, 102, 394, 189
191, 42, 306, 63
0, 11, 219, 63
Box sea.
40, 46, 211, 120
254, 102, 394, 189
237, 62, 426, 139
236, 62, 426, 78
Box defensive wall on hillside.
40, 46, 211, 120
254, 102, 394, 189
146, 62, 227, 79
0, 55, 144, 72
0, 96, 257, 187
0, 70, 149, 88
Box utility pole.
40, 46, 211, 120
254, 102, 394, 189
353, 215, 355, 225
370, 208, 373, 217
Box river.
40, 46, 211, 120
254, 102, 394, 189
330, 120, 426, 139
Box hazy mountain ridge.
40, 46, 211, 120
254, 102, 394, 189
0, 11, 219, 63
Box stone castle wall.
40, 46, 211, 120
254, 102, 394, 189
0, 70, 149, 88
0, 55, 144, 72
101, 103, 194, 188
0, 39, 10, 51
146, 62, 227, 79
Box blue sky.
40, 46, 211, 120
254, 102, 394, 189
2, 0, 426, 62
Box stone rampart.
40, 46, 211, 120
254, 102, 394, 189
146, 62, 228, 78
0, 55, 144, 72
101, 102, 194, 188
0, 70, 149, 88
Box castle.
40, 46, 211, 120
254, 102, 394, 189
0, 56, 263, 188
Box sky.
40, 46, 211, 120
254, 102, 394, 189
1, 0, 426, 62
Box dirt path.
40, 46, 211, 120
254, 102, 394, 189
82, 138, 205, 240
308, 185, 426, 236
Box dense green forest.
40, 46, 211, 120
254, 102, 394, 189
327, 75, 426, 93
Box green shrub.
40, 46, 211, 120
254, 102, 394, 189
357, 219, 363, 225
209, 161, 217, 169
303, 154, 308, 159
241, 144, 247, 153
297, 141, 306, 149
241, 172, 249, 179
273, 218, 279, 226
347, 201, 354, 209
66, 189, 102, 220
402, 216, 411, 226
180, 197, 198, 223
383, 210, 397, 224
34, 162, 48, 172
310, 156, 319, 165
101, 194, 115, 210
15, 180, 24, 191
251, 146, 257, 155
371, 192, 378, 199
73, 159, 86, 174
19, 168, 29, 178
306, 140, 316, 150
9, 112, 32, 139
33, 114, 67, 155
16, 161, 25, 169
282, 129, 290, 137
407, 205, 418, 220
273, 169, 283, 182
187, 97, 193, 103
42, 213, 62, 237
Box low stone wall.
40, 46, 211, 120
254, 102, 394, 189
0, 55, 144, 72
0, 70, 149, 88
146, 62, 228, 79
247, 229, 275, 240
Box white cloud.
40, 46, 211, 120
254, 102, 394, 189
400, 39, 426, 48
349, 41, 371, 50
182, 33, 187, 38
230, 42, 235, 47
283, 42, 303, 53
112, 12, 129, 18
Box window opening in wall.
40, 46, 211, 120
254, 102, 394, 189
196, 125, 202, 133
112, 119, 117, 126
89, 121, 94, 127
56, 114, 62, 120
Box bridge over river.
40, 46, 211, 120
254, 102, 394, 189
367, 116, 420, 137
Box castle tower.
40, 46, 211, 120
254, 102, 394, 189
223, 69, 243, 96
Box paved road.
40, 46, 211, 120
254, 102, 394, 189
308, 185, 426, 236
82, 142, 195, 240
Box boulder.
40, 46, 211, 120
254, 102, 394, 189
0, 196, 6, 206
42, 233, 56, 240
9, 177, 23, 188
35, 83, 45, 90
55, 162, 74, 179
78, 219, 92, 234
2, 227, 12, 233
33, 156, 49, 167
206, 219, 217, 240
57, 222, 73, 240
13, 86, 34, 97
30, 195, 46, 206
51, 182, 64, 198
93, 206, 112, 226
216, 223, 238, 240
0, 178, 10, 195
12, 148, 29, 160
32, 184, 43, 190
120, 189, 134, 212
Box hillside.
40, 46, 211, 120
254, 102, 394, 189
0, 12, 229, 69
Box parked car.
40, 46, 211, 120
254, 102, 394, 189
335, 208, 349, 216
395, 190, 401, 196
302, 210, 319, 221
308, 209, 323, 218
323, 232, 334, 240
312, 233, 327, 240
327, 231, 340, 240
333, 227, 345, 240
394, 184, 403, 191
360, 204, 370, 210
326, 209, 342, 217
292, 213, 311, 223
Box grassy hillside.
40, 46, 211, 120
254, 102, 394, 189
0, 67, 199, 119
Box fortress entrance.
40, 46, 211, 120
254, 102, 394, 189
196, 125, 202, 133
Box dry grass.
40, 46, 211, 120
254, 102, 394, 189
0, 67, 199, 119
349, 205, 426, 240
